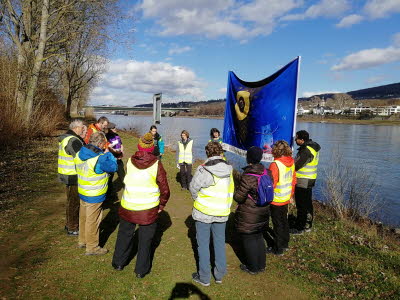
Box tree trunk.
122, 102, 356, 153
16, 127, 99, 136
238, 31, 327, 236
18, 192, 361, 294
24, 0, 49, 122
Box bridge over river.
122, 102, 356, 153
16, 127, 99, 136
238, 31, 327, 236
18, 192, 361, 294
84, 105, 191, 116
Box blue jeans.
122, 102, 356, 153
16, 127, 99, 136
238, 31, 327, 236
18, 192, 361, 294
195, 221, 227, 283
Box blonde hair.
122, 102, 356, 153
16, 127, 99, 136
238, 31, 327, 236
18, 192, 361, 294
272, 140, 292, 158
89, 132, 106, 148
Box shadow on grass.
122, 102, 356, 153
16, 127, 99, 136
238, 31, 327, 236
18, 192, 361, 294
99, 201, 120, 248
168, 282, 211, 300
225, 212, 246, 264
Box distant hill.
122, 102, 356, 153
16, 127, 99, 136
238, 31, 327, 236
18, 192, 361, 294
135, 99, 225, 108
299, 82, 400, 101
134, 83, 400, 107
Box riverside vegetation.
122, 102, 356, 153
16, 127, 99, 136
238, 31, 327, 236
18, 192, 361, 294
0, 131, 399, 299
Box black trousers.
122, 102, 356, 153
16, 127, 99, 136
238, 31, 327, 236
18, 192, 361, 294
179, 163, 192, 189
112, 218, 157, 275
270, 204, 289, 250
295, 186, 314, 230
241, 232, 266, 272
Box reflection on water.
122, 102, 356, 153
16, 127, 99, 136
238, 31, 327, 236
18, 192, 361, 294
99, 114, 400, 226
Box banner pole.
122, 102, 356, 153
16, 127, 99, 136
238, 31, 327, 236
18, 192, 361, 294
292, 56, 301, 146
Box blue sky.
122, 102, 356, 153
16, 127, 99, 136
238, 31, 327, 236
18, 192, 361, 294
90, 0, 400, 106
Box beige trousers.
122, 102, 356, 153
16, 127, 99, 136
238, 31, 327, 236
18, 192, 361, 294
78, 200, 103, 252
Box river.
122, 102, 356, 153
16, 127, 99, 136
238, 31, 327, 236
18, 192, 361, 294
99, 114, 400, 227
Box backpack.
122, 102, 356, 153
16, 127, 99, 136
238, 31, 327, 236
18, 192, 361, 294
245, 169, 274, 207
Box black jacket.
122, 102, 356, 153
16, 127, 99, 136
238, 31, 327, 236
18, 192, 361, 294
233, 163, 271, 234
295, 140, 321, 188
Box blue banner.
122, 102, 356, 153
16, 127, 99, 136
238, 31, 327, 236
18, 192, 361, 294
222, 57, 300, 162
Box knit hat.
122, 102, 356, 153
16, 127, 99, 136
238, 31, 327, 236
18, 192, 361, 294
107, 122, 116, 129
138, 132, 155, 152
246, 146, 263, 164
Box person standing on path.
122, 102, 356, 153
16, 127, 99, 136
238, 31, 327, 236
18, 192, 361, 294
58, 119, 85, 236
84, 116, 109, 144
189, 142, 234, 286
268, 141, 296, 255
106, 122, 125, 186
112, 133, 170, 278
292, 130, 321, 234
75, 132, 117, 255
233, 146, 270, 274
177, 130, 193, 190
150, 125, 165, 159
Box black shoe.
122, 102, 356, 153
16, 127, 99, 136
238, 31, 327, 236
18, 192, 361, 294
67, 230, 79, 236
239, 264, 257, 275
112, 264, 124, 271
273, 249, 284, 256
290, 228, 304, 235
136, 273, 146, 279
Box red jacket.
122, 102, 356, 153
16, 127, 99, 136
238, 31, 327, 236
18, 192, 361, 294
84, 123, 101, 144
268, 156, 296, 206
119, 151, 170, 225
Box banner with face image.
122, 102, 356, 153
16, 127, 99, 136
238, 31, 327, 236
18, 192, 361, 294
222, 57, 300, 162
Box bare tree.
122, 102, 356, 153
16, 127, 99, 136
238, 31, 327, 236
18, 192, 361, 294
322, 148, 381, 221
332, 93, 354, 111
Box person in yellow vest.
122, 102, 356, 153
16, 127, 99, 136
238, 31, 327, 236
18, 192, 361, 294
234, 146, 271, 274
209, 128, 226, 160
267, 140, 296, 255
112, 133, 170, 278
75, 132, 117, 255
189, 142, 234, 286
177, 130, 193, 190
58, 119, 85, 236
84, 116, 109, 144
292, 130, 321, 234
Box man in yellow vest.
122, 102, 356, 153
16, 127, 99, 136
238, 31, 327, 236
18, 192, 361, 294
292, 130, 321, 234
58, 119, 85, 236
75, 132, 117, 255
112, 133, 170, 278
189, 142, 234, 286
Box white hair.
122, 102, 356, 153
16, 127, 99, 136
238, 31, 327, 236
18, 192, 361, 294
69, 119, 84, 130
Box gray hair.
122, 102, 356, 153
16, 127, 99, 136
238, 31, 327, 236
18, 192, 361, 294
69, 119, 84, 130
89, 131, 107, 148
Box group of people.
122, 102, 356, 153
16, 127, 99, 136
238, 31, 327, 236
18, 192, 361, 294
58, 117, 320, 283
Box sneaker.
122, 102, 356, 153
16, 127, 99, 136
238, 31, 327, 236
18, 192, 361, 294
215, 279, 222, 284
239, 264, 257, 275
273, 249, 284, 256
77, 243, 86, 249
85, 247, 108, 256
67, 230, 79, 236
304, 228, 312, 233
266, 247, 274, 254
290, 228, 304, 235
192, 273, 210, 287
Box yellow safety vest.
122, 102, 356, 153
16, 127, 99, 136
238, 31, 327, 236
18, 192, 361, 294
74, 153, 108, 197
194, 173, 234, 216
121, 160, 160, 211
296, 146, 319, 180
178, 140, 193, 164
273, 160, 294, 204
58, 135, 80, 175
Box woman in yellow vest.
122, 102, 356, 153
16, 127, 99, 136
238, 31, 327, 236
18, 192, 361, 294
268, 140, 296, 256
189, 142, 234, 286
177, 130, 193, 190
112, 133, 170, 278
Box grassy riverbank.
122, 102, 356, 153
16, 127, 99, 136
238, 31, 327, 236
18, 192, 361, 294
1, 132, 399, 299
